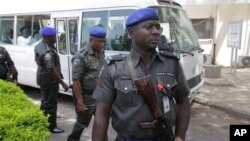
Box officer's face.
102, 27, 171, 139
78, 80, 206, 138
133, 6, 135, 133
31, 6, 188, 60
44, 35, 56, 46
90, 37, 105, 52
129, 20, 161, 51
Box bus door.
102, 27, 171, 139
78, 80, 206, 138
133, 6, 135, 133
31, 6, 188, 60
55, 17, 79, 94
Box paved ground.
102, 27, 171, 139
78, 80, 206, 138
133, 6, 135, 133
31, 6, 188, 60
196, 67, 250, 120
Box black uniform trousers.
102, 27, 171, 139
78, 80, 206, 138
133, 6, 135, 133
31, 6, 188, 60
40, 82, 59, 130
67, 93, 96, 141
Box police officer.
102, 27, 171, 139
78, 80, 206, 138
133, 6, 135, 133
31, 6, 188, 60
0, 46, 18, 82
34, 26, 69, 133
67, 27, 106, 141
92, 8, 191, 141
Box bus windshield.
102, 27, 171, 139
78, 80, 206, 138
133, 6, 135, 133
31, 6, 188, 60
157, 6, 200, 52
80, 7, 200, 53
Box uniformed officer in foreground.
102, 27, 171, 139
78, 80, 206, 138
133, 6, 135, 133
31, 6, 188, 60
67, 27, 106, 141
92, 8, 191, 141
34, 26, 69, 133
0, 46, 18, 82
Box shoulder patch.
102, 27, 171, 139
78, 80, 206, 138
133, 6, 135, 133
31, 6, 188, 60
159, 51, 180, 60
44, 51, 53, 61
105, 54, 126, 65
72, 58, 81, 66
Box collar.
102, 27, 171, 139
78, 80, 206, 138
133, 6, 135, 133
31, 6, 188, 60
87, 44, 94, 55
130, 47, 160, 67
87, 44, 104, 55
158, 52, 167, 62
42, 39, 56, 50
130, 47, 141, 67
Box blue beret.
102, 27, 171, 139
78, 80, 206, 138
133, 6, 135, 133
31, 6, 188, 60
40, 26, 57, 36
125, 8, 159, 28
89, 27, 106, 38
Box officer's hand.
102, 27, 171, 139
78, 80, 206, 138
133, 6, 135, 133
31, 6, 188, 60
76, 101, 87, 113
62, 83, 69, 92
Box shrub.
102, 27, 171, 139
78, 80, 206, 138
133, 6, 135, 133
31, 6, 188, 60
0, 80, 51, 141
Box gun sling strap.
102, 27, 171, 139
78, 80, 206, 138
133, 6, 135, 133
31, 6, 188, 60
126, 53, 175, 141
126, 53, 137, 80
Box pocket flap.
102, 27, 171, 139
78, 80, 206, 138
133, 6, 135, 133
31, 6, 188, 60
114, 79, 132, 93
157, 75, 177, 90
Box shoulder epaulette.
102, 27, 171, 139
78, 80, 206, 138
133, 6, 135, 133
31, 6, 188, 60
159, 51, 180, 60
44, 49, 52, 54
80, 48, 88, 57
105, 54, 126, 65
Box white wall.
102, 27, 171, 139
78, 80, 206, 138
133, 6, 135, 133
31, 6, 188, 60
179, 0, 250, 5
183, 3, 250, 66
216, 4, 249, 66
183, 5, 217, 18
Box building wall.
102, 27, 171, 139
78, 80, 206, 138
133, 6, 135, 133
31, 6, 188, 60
179, 0, 250, 5
216, 4, 250, 66
183, 4, 250, 66
183, 5, 217, 19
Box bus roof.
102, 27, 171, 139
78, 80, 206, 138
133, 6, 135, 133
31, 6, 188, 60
0, 0, 160, 15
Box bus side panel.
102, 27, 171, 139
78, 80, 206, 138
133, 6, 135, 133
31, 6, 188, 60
3, 45, 39, 88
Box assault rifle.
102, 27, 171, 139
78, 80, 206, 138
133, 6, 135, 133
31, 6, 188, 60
134, 75, 174, 141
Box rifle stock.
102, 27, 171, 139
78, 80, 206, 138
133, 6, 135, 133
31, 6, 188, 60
134, 75, 174, 141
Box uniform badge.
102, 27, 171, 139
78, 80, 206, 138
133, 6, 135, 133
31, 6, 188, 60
157, 82, 164, 91
44, 53, 52, 61
73, 58, 80, 66
157, 72, 175, 77
96, 77, 103, 86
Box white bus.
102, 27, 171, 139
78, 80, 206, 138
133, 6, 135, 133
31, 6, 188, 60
0, 0, 203, 102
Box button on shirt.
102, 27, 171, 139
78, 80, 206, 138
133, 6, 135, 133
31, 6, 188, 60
92, 47, 190, 139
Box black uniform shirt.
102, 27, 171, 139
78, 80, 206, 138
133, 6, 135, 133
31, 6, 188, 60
34, 40, 61, 86
93, 47, 190, 139
0, 46, 18, 80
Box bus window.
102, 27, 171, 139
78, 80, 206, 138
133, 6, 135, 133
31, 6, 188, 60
57, 20, 67, 55
33, 15, 51, 43
16, 15, 33, 46
158, 7, 200, 52
108, 9, 133, 51
0, 16, 14, 44
16, 15, 50, 46
81, 11, 108, 49
69, 19, 78, 54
